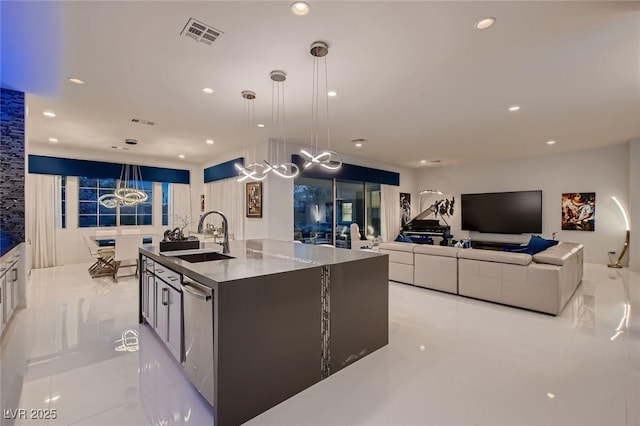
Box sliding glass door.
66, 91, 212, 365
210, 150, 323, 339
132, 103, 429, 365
293, 178, 334, 244
294, 178, 382, 248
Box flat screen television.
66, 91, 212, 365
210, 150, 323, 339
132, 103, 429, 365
461, 190, 542, 234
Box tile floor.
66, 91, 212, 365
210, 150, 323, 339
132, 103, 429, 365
1, 262, 638, 425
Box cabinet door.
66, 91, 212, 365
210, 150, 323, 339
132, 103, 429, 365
156, 281, 169, 342
0, 274, 5, 334
166, 284, 183, 362
5, 271, 12, 318
11, 266, 18, 310
145, 273, 155, 326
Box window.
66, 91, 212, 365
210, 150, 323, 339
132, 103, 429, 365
78, 177, 152, 227
162, 182, 170, 226
119, 180, 152, 225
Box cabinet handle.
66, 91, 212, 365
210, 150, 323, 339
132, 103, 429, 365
12, 269, 17, 282
161, 287, 169, 306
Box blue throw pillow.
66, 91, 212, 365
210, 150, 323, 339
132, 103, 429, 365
394, 234, 413, 243
527, 235, 558, 255
502, 245, 534, 255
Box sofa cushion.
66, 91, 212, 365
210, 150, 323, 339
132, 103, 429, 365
378, 242, 416, 253
414, 245, 460, 258
457, 248, 532, 266
533, 242, 583, 266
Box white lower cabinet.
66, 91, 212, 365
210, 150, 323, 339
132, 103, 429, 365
142, 271, 155, 326
141, 256, 183, 363
0, 243, 24, 338
156, 280, 183, 362
0, 273, 5, 335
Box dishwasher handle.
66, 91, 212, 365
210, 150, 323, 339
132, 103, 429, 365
181, 279, 212, 301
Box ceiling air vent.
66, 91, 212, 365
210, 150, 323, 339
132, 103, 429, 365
181, 18, 223, 46
129, 117, 155, 126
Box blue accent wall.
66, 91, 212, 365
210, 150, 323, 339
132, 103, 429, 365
204, 157, 245, 183
28, 155, 190, 184
291, 155, 400, 186
0, 88, 26, 256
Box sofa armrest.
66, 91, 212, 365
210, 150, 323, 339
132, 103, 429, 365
414, 245, 460, 258
378, 242, 417, 253
532, 242, 584, 266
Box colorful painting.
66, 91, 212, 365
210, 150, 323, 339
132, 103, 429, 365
246, 182, 262, 218
400, 193, 411, 226
562, 192, 595, 231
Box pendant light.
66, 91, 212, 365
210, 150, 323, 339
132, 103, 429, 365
98, 163, 148, 208
300, 41, 342, 171
235, 90, 268, 182
264, 70, 299, 179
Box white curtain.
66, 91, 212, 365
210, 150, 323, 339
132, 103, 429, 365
205, 178, 244, 240
381, 184, 401, 242
26, 174, 58, 268
170, 183, 193, 232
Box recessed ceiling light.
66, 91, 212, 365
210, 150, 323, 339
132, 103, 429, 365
508, 105, 521, 112
291, 1, 310, 16
178, 154, 185, 159
257, 124, 265, 128
68, 77, 84, 85
355, 143, 363, 148
328, 91, 337, 97
206, 139, 214, 145
43, 111, 56, 118
420, 160, 427, 164
48, 137, 58, 143
546, 140, 556, 145
475, 17, 496, 30
202, 87, 214, 94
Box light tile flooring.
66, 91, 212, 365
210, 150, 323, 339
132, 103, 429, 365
1, 262, 638, 425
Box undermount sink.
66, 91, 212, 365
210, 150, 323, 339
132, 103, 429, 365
174, 252, 235, 263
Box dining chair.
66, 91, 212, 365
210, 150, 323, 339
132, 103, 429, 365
82, 233, 116, 278
350, 223, 372, 250
120, 228, 141, 235
113, 235, 144, 282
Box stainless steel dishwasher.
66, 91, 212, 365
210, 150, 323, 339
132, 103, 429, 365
181, 277, 214, 406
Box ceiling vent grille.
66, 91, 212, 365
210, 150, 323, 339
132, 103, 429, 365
129, 117, 155, 126
181, 18, 223, 45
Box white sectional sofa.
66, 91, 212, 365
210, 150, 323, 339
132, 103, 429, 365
378, 241, 584, 315
413, 245, 460, 294
379, 242, 417, 284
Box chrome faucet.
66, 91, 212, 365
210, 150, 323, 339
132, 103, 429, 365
198, 211, 230, 254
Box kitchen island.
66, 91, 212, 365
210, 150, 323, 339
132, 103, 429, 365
139, 239, 388, 426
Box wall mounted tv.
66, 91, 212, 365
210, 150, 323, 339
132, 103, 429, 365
461, 190, 542, 234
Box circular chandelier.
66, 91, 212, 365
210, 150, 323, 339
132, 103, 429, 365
98, 163, 148, 208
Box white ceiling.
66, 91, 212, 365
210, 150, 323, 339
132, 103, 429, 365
4, 1, 639, 167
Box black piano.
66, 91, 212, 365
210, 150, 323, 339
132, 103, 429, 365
401, 209, 451, 244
